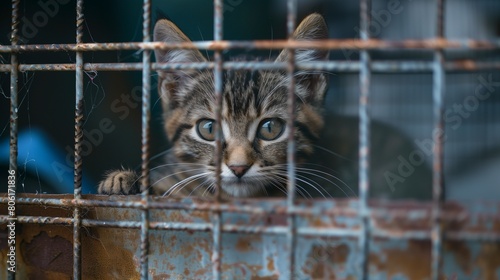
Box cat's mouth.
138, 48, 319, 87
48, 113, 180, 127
219, 176, 267, 197
222, 177, 253, 186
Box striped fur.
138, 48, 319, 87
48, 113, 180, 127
99, 13, 329, 198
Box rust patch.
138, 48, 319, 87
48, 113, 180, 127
22, 231, 73, 279
445, 241, 472, 274
16, 216, 141, 279
264, 213, 287, 226
82, 227, 140, 279
370, 240, 431, 279
302, 241, 350, 279
153, 273, 176, 280
183, 267, 190, 276
495, 220, 500, 233
474, 242, 500, 280
191, 263, 276, 279
236, 237, 252, 252
266, 255, 275, 271
190, 210, 211, 222
153, 274, 171, 280
236, 235, 261, 252
453, 59, 476, 70
250, 275, 279, 280
311, 217, 328, 227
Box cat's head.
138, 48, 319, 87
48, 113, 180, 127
154, 13, 329, 197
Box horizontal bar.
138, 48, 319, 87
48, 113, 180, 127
0, 196, 494, 221
1, 38, 499, 53
0, 196, 357, 216
2, 215, 499, 241
0, 60, 499, 73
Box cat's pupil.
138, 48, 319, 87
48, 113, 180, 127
196, 119, 215, 141
204, 122, 213, 133
258, 118, 284, 141
263, 121, 272, 133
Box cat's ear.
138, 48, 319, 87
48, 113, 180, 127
276, 13, 329, 106
154, 19, 206, 109
154, 19, 206, 67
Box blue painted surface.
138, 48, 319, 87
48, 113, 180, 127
0, 128, 94, 194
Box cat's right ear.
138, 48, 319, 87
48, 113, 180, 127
154, 19, 206, 108
154, 19, 206, 66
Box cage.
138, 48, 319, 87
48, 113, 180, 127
1, 0, 500, 279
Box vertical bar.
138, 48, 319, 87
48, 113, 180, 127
431, 0, 446, 279
286, 0, 297, 278
8, 1, 19, 279
358, 0, 371, 278
73, 0, 84, 279
140, 0, 152, 279
212, 0, 223, 279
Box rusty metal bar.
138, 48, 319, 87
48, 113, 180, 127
139, 0, 152, 279
6, 195, 499, 223
1, 38, 500, 53
431, 0, 446, 279
0, 196, 354, 215
212, 0, 224, 279
0, 195, 475, 218
72, 1, 84, 279
358, 0, 372, 279
2, 213, 500, 240
2, 210, 500, 240
2, 60, 500, 73
8, 1, 20, 279
285, 0, 298, 278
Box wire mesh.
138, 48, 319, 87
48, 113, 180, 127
1, 0, 500, 279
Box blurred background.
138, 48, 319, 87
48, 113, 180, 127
0, 0, 499, 200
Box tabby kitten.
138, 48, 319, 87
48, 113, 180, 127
98, 13, 329, 198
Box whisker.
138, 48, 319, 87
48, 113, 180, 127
165, 172, 211, 197
312, 145, 355, 163
295, 167, 356, 197
150, 163, 207, 172
268, 171, 317, 199
257, 172, 312, 199
295, 174, 330, 198
189, 178, 214, 197
202, 182, 215, 197
260, 164, 353, 198
150, 167, 207, 188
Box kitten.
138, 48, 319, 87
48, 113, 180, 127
98, 13, 330, 198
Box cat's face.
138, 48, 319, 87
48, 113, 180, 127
154, 14, 329, 197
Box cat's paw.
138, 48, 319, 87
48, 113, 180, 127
98, 170, 140, 195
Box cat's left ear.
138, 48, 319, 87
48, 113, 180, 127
154, 19, 207, 110
276, 13, 329, 106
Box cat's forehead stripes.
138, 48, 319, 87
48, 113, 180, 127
223, 70, 261, 117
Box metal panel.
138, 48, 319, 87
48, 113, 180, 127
1, 194, 500, 279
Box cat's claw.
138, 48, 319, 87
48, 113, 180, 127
98, 170, 140, 195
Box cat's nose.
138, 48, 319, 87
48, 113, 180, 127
229, 165, 250, 178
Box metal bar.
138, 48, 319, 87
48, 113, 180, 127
3, 195, 498, 220
431, 0, 446, 279
2, 60, 500, 73
72, 1, 84, 279
212, 0, 224, 279
139, 1, 152, 279
358, 0, 372, 279
285, 1, 298, 279
2, 214, 500, 241
1, 38, 500, 53
8, 1, 19, 279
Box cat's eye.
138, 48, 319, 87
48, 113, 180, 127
257, 118, 285, 141
196, 119, 216, 141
